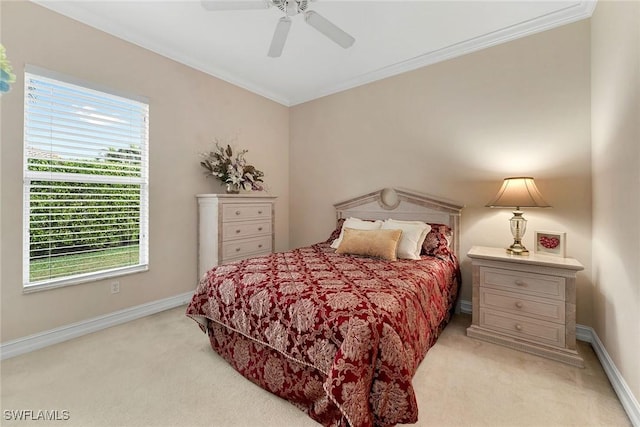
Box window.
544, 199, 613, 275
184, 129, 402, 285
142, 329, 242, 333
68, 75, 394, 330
23, 66, 149, 291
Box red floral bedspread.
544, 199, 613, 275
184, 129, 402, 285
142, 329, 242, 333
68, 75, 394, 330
186, 242, 460, 427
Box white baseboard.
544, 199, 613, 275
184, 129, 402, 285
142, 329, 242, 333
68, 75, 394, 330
0, 291, 193, 360
576, 324, 640, 427
458, 298, 472, 314
2, 295, 637, 427
459, 299, 639, 426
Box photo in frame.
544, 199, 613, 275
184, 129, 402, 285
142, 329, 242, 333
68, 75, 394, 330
534, 231, 566, 257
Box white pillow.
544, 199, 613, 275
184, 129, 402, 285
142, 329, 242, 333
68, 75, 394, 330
330, 217, 383, 249
381, 219, 431, 260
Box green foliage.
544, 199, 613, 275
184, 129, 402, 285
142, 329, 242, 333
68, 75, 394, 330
28, 152, 142, 262
0, 43, 16, 94
30, 245, 140, 282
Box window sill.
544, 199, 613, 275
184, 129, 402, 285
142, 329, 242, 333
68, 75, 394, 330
23, 264, 149, 294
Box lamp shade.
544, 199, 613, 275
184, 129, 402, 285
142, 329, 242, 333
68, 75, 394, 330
486, 177, 550, 209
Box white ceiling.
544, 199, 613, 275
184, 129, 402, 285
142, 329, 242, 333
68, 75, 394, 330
33, 0, 595, 106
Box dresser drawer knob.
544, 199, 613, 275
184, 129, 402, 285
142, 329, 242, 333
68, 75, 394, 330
258, 227, 263, 231
235, 229, 241, 234
235, 210, 241, 215
515, 301, 523, 309
235, 248, 241, 252
515, 324, 523, 331
258, 244, 263, 248
258, 210, 263, 214
514, 280, 526, 287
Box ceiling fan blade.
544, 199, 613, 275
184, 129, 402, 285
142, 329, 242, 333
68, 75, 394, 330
201, 0, 270, 11
304, 10, 355, 49
268, 17, 292, 58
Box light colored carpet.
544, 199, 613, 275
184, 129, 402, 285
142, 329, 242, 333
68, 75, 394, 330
1, 306, 630, 427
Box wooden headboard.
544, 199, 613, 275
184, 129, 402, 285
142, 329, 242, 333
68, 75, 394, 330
334, 188, 464, 258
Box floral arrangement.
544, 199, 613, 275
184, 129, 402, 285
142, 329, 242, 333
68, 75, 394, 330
200, 140, 264, 192
0, 44, 16, 95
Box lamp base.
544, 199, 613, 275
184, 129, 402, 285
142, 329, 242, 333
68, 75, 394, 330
506, 243, 529, 256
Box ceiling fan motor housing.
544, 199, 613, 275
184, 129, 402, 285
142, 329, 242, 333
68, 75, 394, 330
273, 0, 309, 16
201, 0, 354, 57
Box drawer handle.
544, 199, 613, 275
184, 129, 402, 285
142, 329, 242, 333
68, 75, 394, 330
235, 248, 241, 252
258, 227, 263, 231
515, 301, 523, 309
515, 324, 523, 331
235, 229, 241, 234
514, 280, 526, 287
258, 244, 263, 248
258, 210, 263, 214
235, 210, 241, 215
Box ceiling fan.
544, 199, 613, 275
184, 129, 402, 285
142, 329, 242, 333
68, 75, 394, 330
201, 0, 355, 57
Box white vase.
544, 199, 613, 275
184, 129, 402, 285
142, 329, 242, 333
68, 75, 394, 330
225, 183, 240, 194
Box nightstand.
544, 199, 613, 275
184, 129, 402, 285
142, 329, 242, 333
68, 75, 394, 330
466, 246, 584, 367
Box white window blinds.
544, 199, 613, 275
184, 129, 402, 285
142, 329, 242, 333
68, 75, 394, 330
23, 67, 149, 290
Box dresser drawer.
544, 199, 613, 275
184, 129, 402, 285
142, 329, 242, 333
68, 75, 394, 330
222, 203, 272, 222
222, 220, 271, 241
479, 308, 565, 348
222, 235, 272, 261
480, 267, 565, 300
479, 288, 565, 324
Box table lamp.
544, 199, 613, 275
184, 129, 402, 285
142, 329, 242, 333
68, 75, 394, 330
486, 177, 550, 255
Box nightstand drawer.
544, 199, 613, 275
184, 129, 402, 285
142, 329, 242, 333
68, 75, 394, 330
479, 308, 565, 348
222, 236, 272, 261
479, 288, 565, 323
467, 246, 584, 366
481, 267, 565, 300
222, 220, 271, 241
222, 203, 272, 222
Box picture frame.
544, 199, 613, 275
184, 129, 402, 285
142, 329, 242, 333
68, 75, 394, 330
534, 231, 566, 257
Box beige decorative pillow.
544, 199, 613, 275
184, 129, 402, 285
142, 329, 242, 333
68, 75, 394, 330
330, 217, 384, 249
336, 228, 403, 261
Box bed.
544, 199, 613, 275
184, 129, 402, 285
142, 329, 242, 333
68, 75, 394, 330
186, 188, 463, 427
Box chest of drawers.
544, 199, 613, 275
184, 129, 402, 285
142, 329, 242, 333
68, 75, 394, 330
466, 246, 584, 367
197, 194, 276, 279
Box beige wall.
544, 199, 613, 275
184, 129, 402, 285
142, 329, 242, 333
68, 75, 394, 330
290, 21, 593, 323
591, 0, 640, 406
1, 0, 637, 412
0, 1, 289, 342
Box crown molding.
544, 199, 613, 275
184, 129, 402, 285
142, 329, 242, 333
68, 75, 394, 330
30, 0, 291, 106
31, 0, 596, 107
289, 0, 597, 105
